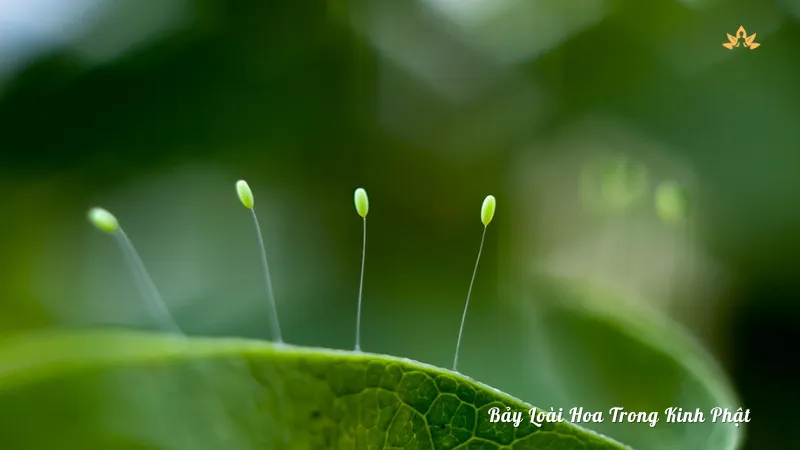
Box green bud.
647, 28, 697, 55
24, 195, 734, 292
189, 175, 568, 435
354, 188, 369, 218
481, 195, 496, 227
236, 180, 254, 209
87, 207, 119, 234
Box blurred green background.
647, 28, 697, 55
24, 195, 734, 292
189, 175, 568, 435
0, 0, 797, 448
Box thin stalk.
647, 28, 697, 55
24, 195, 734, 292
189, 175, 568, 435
115, 229, 182, 334
453, 226, 487, 372
355, 217, 367, 352
251, 208, 283, 344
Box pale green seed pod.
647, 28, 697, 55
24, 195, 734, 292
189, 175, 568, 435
354, 188, 369, 218
87, 207, 119, 234
655, 180, 690, 226
481, 195, 496, 226
236, 180, 254, 209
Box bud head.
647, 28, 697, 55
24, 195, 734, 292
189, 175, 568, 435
236, 180, 254, 209
87, 207, 119, 234
481, 195, 496, 226
354, 188, 369, 218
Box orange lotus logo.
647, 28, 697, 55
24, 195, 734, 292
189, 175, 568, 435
723, 26, 760, 50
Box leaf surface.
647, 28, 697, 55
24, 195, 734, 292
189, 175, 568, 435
0, 329, 630, 450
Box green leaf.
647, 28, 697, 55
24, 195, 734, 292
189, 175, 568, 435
478, 277, 745, 450
0, 329, 629, 450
